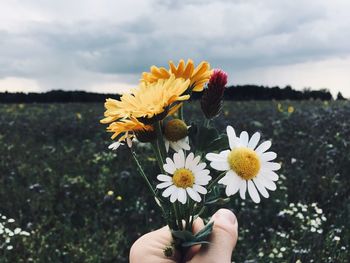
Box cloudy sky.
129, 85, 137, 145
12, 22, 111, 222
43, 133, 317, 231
1, 0, 350, 97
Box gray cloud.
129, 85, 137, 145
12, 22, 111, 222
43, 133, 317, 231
0, 0, 350, 94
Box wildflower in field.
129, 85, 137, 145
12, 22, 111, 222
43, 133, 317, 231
163, 119, 190, 152
206, 126, 280, 203
142, 59, 212, 92
201, 69, 228, 119
156, 150, 211, 204
101, 75, 190, 124
105, 117, 155, 146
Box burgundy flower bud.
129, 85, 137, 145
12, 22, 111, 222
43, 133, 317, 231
200, 69, 228, 119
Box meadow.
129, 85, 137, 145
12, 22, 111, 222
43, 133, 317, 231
0, 100, 349, 262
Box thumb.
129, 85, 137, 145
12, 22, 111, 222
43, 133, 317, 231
190, 209, 238, 263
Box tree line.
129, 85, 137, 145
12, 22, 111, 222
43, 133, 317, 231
0, 85, 347, 103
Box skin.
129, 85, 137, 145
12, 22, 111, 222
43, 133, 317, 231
130, 209, 238, 263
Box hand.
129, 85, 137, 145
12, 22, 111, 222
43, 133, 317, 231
130, 209, 238, 263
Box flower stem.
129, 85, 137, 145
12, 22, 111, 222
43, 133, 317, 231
130, 149, 158, 198
155, 121, 167, 160
207, 171, 226, 191
151, 143, 165, 173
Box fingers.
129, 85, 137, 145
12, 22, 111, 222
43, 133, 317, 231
130, 226, 180, 263
190, 209, 238, 263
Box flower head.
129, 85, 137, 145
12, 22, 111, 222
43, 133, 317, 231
101, 75, 190, 124
142, 59, 212, 92
163, 119, 190, 152
106, 117, 155, 144
157, 150, 211, 204
206, 126, 281, 203
200, 69, 228, 119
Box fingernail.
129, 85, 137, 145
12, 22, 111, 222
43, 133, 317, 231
215, 209, 237, 225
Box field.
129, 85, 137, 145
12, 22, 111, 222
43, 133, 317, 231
1, 100, 349, 262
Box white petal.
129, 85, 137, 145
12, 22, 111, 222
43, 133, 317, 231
162, 185, 176, 198
248, 180, 261, 203
174, 150, 185, 168
195, 169, 210, 177
156, 182, 173, 189
185, 152, 195, 169
193, 184, 207, 194
253, 178, 269, 198
262, 162, 281, 171
190, 155, 201, 169
165, 140, 170, 152
170, 189, 179, 203
239, 180, 247, 199
157, 174, 172, 182
261, 169, 279, 181
170, 141, 182, 152
247, 132, 260, 150
108, 142, 121, 150
187, 187, 201, 202
195, 175, 211, 185
224, 171, 242, 195
192, 162, 206, 173
226, 126, 237, 149
178, 188, 187, 204
210, 161, 230, 171
218, 174, 231, 185
261, 152, 277, 162
163, 162, 176, 174
255, 141, 272, 154
206, 152, 225, 162
178, 139, 190, 151
240, 131, 249, 147
256, 175, 277, 191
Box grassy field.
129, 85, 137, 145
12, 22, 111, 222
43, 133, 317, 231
0, 100, 349, 262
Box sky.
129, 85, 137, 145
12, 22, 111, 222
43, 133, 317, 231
0, 0, 350, 97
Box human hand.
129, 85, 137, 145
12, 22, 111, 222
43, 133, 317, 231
130, 209, 238, 263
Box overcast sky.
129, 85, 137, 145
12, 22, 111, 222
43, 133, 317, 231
1, 0, 350, 97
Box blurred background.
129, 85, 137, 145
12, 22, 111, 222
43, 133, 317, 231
0, 1, 349, 262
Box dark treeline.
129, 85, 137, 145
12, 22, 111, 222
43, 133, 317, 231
0, 85, 343, 103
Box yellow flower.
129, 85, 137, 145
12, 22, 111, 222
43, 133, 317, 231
101, 75, 190, 123
142, 59, 212, 92
106, 117, 154, 142
288, 106, 295, 113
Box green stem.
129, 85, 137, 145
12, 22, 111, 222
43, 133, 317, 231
151, 143, 165, 173
130, 150, 158, 198
204, 118, 211, 128
207, 171, 226, 191
155, 121, 167, 161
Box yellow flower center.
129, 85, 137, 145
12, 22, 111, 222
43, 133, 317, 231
172, 168, 195, 188
227, 147, 261, 180
164, 119, 188, 141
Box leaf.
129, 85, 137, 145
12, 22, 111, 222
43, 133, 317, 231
182, 241, 210, 247
206, 135, 229, 152
171, 230, 195, 242
194, 222, 214, 241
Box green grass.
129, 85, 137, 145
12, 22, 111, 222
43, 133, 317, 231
1, 101, 349, 262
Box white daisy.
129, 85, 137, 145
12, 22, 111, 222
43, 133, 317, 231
163, 119, 190, 152
156, 150, 211, 204
206, 126, 281, 203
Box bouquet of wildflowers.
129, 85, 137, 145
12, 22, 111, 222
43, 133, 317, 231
100, 59, 280, 258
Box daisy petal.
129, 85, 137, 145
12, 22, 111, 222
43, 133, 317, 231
162, 185, 176, 198
256, 175, 277, 191
170, 190, 178, 203
262, 162, 281, 171
157, 174, 172, 182
261, 152, 277, 162
227, 126, 237, 149
192, 162, 206, 173
206, 152, 224, 162
178, 188, 187, 204
239, 180, 247, 199
253, 178, 269, 198
163, 163, 176, 174
187, 187, 201, 202
185, 152, 195, 169
165, 140, 170, 152
240, 131, 249, 146
255, 141, 272, 154
193, 184, 207, 194
247, 132, 261, 150
248, 180, 261, 203
156, 182, 173, 189
261, 170, 279, 181
210, 161, 230, 171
